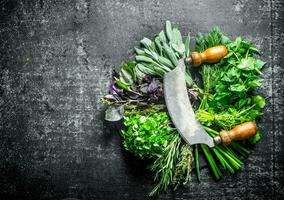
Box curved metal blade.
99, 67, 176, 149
163, 60, 214, 147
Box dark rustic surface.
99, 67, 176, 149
0, 0, 283, 199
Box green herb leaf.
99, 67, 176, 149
119, 61, 136, 86
165, 20, 173, 41
229, 84, 246, 92
121, 112, 175, 159
237, 57, 255, 71
194, 145, 200, 181
185, 33, 191, 57
141, 37, 153, 49
252, 95, 266, 109
255, 59, 266, 69
248, 131, 262, 144
115, 77, 130, 91
159, 30, 167, 43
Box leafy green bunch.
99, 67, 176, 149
134, 21, 191, 82
122, 108, 194, 196
196, 29, 266, 130
193, 28, 266, 180
209, 40, 265, 110
116, 21, 194, 88
121, 112, 174, 159
106, 22, 266, 197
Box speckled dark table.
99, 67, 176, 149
0, 0, 283, 200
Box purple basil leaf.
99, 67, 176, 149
108, 80, 116, 94
113, 84, 123, 94
143, 75, 152, 83
109, 80, 124, 95
147, 79, 160, 93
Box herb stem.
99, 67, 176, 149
233, 52, 240, 62
201, 144, 222, 179
195, 144, 200, 181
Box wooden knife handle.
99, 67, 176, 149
186, 45, 228, 67
213, 122, 257, 145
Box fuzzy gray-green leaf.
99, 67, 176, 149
166, 20, 173, 41
185, 33, 191, 57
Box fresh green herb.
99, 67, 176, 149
149, 135, 181, 196
195, 27, 231, 52
119, 61, 137, 86
195, 28, 266, 179
134, 21, 195, 87
124, 103, 165, 116
196, 106, 261, 130
104, 21, 266, 197
248, 131, 262, 144
172, 144, 193, 190
194, 144, 201, 181
121, 112, 175, 159
122, 109, 194, 196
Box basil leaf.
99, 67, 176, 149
255, 59, 266, 69
229, 84, 246, 92
249, 47, 261, 55
248, 79, 262, 89
237, 57, 255, 71
252, 95, 266, 109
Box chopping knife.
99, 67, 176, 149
164, 46, 257, 147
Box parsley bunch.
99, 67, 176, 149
121, 112, 175, 159
122, 108, 194, 196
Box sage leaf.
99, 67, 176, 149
185, 33, 191, 57
105, 105, 124, 121
166, 20, 173, 41
159, 30, 167, 43
154, 37, 163, 55
163, 43, 178, 66
135, 47, 145, 55
135, 55, 154, 63
141, 37, 153, 49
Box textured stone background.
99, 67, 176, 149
0, 0, 283, 199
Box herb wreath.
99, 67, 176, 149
103, 21, 266, 196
